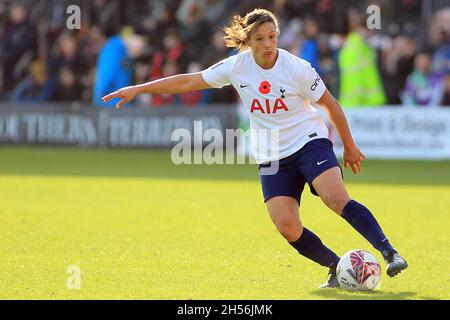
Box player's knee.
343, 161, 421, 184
275, 219, 303, 242
322, 193, 350, 215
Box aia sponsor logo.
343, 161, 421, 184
252, 81, 289, 114
250, 98, 288, 114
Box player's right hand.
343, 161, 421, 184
343, 144, 366, 174
102, 86, 138, 109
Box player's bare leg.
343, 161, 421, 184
311, 167, 350, 215
266, 196, 302, 242
312, 167, 408, 277
266, 196, 340, 288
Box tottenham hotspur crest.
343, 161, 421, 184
280, 87, 286, 99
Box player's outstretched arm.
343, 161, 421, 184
317, 89, 366, 174
102, 72, 212, 109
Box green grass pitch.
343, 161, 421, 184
0, 146, 449, 300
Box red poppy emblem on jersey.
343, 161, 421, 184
259, 81, 271, 94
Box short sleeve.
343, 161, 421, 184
201, 56, 233, 88
298, 62, 326, 102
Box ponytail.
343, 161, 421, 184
223, 14, 249, 52
223, 9, 280, 52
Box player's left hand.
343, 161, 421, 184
343, 145, 366, 174
102, 86, 138, 109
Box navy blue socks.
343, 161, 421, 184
342, 200, 396, 258
288, 200, 396, 267
289, 227, 340, 268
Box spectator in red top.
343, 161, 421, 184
149, 29, 190, 106
179, 62, 204, 106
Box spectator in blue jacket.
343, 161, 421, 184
93, 32, 145, 109
299, 17, 321, 75
12, 60, 56, 102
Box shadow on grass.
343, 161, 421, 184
310, 289, 440, 300
1, 146, 450, 186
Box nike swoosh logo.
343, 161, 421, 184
317, 160, 329, 166
240, 84, 250, 88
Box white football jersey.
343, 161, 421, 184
201, 48, 329, 164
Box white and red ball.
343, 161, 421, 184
337, 249, 381, 291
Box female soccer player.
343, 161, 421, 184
102, 8, 408, 288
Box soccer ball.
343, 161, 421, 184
337, 249, 381, 291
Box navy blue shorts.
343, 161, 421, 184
258, 138, 342, 204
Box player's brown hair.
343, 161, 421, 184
223, 8, 280, 52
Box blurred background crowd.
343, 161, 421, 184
0, 0, 449, 108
